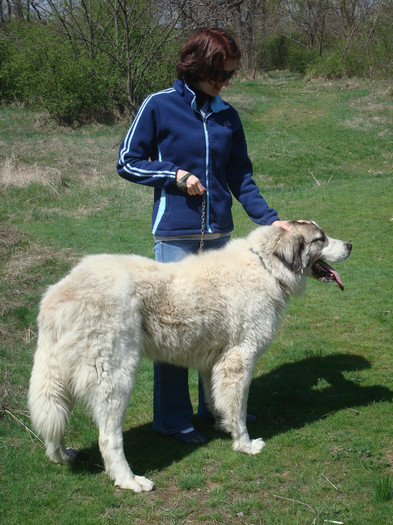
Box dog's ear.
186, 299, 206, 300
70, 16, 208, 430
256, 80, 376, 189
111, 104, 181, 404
273, 233, 305, 273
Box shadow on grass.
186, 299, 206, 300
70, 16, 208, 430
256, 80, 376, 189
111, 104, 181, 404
69, 353, 392, 477
248, 352, 392, 440
70, 421, 192, 477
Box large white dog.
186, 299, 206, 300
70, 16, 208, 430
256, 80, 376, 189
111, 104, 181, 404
29, 221, 351, 492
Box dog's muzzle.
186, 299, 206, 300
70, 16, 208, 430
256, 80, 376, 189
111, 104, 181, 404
311, 242, 352, 291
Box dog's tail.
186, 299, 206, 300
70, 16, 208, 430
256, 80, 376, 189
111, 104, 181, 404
28, 333, 76, 463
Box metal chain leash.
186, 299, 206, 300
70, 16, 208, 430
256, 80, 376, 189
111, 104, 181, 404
198, 192, 206, 253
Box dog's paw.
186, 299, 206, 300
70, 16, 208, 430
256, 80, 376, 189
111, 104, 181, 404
116, 475, 155, 492
134, 475, 155, 492
64, 448, 78, 462
233, 437, 266, 455
249, 438, 266, 455
47, 446, 78, 463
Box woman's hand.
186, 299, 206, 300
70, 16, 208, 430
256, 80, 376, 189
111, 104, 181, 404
271, 220, 311, 232
176, 169, 206, 196
271, 220, 293, 232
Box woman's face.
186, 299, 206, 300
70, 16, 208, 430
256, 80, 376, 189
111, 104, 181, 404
195, 58, 238, 97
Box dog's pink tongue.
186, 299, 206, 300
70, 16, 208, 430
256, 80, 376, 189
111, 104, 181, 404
325, 262, 344, 290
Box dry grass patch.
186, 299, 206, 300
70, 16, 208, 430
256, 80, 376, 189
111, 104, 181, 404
343, 115, 392, 133
0, 154, 66, 190
0, 224, 76, 415
344, 91, 393, 134
0, 224, 76, 314
256, 102, 326, 125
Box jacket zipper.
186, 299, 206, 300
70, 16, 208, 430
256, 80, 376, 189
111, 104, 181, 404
202, 113, 212, 233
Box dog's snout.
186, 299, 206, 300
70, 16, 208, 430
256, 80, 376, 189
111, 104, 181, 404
345, 242, 352, 252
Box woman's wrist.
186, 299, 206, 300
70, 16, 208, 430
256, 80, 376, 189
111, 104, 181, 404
176, 169, 206, 195
176, 171, 192, 191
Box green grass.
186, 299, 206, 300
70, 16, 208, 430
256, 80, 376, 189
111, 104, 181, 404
1, 73, 392, 524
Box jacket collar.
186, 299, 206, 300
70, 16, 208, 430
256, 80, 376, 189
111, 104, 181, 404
173, 79, 229, 114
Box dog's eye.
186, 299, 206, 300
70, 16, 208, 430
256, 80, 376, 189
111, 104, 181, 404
312, 235, 326, 243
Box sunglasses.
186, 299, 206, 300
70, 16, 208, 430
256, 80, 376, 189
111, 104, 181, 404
210, 68, 237, 83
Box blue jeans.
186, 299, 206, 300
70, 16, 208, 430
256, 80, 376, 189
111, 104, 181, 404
153, 236, 230, 434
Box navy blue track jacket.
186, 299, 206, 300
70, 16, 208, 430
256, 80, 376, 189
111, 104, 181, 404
117, 80, 280, 237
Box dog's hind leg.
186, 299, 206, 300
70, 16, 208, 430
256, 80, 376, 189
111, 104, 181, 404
90, 359, 154, 492
211, 347, 265, 455
28, 342, 76, 464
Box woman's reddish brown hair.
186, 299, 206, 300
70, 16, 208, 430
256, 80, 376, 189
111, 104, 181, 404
177, 28, 241, 85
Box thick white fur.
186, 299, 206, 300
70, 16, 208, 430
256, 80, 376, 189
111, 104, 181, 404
28, 222, 351, 491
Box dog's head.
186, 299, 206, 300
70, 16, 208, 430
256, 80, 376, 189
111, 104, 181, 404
272, 221, 352, 290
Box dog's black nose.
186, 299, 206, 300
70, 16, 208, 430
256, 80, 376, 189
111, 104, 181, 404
345, 243, 352, 252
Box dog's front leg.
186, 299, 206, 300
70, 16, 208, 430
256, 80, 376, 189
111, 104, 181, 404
92, 369, 154, 492
211, 348, 265, 455
199, 368, 220, 421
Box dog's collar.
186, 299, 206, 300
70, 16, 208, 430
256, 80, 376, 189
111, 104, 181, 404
249, 247, 287, 291
249, 248, 268, 270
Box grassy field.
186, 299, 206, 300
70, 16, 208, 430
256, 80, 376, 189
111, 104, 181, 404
1, 73, 392, 524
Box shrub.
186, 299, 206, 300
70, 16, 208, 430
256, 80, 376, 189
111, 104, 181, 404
0, 20, 176, 124
304, 39, 367, 80
286, 42, 318, 75
258, 35, 289, 70
257, 36, 318, 75
0, 22, 126, 123
305, 51, 346, 80
34, 49, 126, 124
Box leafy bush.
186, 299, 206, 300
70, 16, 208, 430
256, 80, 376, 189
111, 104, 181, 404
34, 49, 126, 124
305, 42, 367, 80
0, 23, 31, 102
305, 52, 346, 80
0, 22, 126, 123
132, 37, 179, 110
286, 43, 318, 75
258, 35, 289, 70
257, 22, 393, 81
257, 36, 318, 75
0, 20, 176, 124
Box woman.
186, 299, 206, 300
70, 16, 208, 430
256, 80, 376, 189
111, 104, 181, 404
117, 28, 292, 444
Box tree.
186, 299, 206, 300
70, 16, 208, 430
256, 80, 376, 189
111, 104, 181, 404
0, 1, 45, 25
1, 0, 392, 121
41, 0, 185, 114
165, 0, 269, 72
